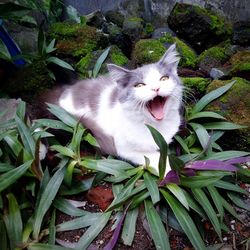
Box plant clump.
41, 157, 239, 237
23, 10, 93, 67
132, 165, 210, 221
122, 17, 144, 41
159, 33, 197, 68
132, 39, 166, 65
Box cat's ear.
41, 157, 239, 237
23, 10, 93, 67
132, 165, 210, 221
107, 64, 131, 87
158, 43, 180, 74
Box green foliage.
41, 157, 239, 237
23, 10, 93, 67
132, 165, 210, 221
0, 79, 249, 250
182, 77, 211, 93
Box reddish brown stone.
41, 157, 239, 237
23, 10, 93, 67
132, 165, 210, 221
86, 185, 114, 211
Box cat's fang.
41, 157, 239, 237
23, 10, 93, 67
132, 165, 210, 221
147, 96, 168, 120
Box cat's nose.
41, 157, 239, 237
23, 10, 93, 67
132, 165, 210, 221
152, 87, 160, 92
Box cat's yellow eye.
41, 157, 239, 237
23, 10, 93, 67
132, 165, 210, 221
160, 76, 169, 81
134, 83, 145, 88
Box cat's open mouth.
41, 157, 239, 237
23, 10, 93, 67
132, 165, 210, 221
147, 96, 168, 120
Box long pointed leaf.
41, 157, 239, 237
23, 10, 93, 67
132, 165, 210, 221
143, 172, 160, 204
161, 190, 206, 250
93, 47, 111, 78
144, 199, 170, 250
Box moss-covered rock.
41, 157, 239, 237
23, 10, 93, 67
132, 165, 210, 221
167, 3, 232, 52
132, 39, 166, 65
206, 77, 250, 151
76, 46, 128, 78
197, 42, 234, 73
159, 33, 197, 68
4, 61, 53, 100
122, 17, 144, 42
48, 22, 108, 59
181, 77, 211, 94
228, 50, 250, 80
105, 10, 125, 28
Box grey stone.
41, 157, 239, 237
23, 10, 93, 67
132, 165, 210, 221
0, 99, 21, 123
210, 68, 225, 79
152, 27, 176, 39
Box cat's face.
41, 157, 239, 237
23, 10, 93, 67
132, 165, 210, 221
108, 44, 183, 121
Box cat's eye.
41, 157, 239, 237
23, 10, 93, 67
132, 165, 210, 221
160, 76, 169, 81
134, 83, 146, 88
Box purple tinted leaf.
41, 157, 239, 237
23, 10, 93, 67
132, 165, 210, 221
103, 203, 130, 250
225, 156, 250, 165
186, 160, 239, 171
159, 170, 180, 186
182, 168, 196, 177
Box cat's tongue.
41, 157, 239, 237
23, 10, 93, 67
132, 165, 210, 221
148, 96, 166, 120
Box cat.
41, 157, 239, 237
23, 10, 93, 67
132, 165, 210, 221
56, 44, 183, 175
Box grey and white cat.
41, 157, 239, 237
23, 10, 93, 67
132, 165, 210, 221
57, 44, 183, 174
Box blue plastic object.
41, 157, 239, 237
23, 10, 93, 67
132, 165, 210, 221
0, 19, 26, 67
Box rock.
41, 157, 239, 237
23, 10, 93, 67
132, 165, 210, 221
159, 33, 197, 68
3, 61, 54, 100
0, 98, 21, 124
103, 23, 132, 57
197, 43, 235, 73
122, 17, 144, 42
86, 10, 106, 29
48, 22, 109, 59
232, 22, 250, 46
181, 77, 211, 95
76, 45, 129, 78
206, 77, 250, 151
132, 39, 166, 65
105, 10, 125, 27
210, 68, 225, 79
86, 185, 114, 211
167, 3, 232, 52
228, 50, 250, 80
152, 27, 176, 39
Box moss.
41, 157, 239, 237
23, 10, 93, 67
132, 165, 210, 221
159, 34, 197, 68
133, 39, 166, 65
76, 53, 92, 74
231, 62, 250, 73
48, 23, 104, 58
229, 51, 250, 65
181, 77, 211, 93
4, 60, 53, 100
206, 77, 250, 126
110, 47, 128, 66
126, 17, 143, 23
198, 47, 228, 63
144, 23, 154, 35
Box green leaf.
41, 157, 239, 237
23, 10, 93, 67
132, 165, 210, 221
16, 100, 26, 120
191, 80, 235, 114
50, 145, 76, 158
38, 28, 46, 55
174, 135, 190, 154
49, 209, 56, 244
33, 159, 67, 239
47, 57, 74, 71
161, 190, 206, 250
0, 163, 15, 173
189, 123, 210, 151
146, 125, 168, 179
28, 243, 72, 250
0, 220, 7, 250
4, 134, 23, 158
92, 46, 111, 78
70, 123, 85, 156
203, 122, 247, 130
121, 207, 139, 246
76, 212, 111, 249
188, 111, 226, 121
0, 160, 32, 193
192, 188, 222, 239
180, 175, 221, 188
46, 39, 56, 53
32, 118, 73, 133
47, 103, 78, 127
207, 186, 224, 221
53, 197, 89, 217
214, 180, 248, 195
143, 172, 160, 204
56, 213, 101, 232
168, 154, 184, 171
64, 160, 77, 187
144, 199, 171, 250
227, 192, 250, 212
166, 184, 189, 209
220, 196, 241, 221
0, 38, 12, 61
203, 151, 249, 160
15, 115, 35, 157
3, 193, 23, 250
